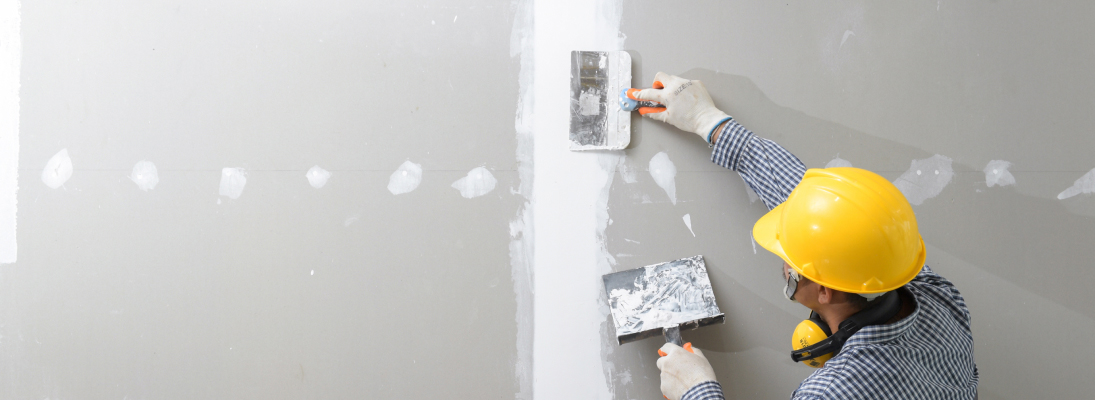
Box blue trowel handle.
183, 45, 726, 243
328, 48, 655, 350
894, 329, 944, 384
619, 88, 666, 114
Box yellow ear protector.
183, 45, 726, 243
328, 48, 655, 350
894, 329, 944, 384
790, 290, 901, 368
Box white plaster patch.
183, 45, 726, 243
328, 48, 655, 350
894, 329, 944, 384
1057, 168, 1095, 200
452, 166, 497, 198
218, 168, 247, 199
750, 234, 757, 254
129, 161, 159, 191
649, 151, 678, 205
893, 154, 954, 205
617, 159, 638, 183
825, 156, 853, 168
983, 160, 1015, 188
683, 214, 695, 237
306, 165, 331, 189
41, 148, 73, 189
388, 160, 423, 195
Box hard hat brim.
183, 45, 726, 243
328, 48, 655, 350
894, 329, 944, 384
752, 202, 789, 263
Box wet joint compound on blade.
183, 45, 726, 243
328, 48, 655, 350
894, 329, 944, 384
604, 255, 723, 344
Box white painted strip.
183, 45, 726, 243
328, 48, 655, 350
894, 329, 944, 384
0, 0, 20, 264
533, 0, 622, 399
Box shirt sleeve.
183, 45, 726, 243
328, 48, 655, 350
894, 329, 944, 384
910, 265, 973, 330
710, 119, 807, 210
681, 381, 726, 400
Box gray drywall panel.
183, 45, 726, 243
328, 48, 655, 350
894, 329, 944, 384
3, 1, 522, 398
607, 1, 1095, 399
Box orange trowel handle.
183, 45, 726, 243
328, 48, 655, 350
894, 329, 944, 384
657, 342, 694, 357
626, 85, 667, 115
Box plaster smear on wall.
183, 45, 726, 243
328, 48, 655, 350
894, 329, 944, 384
306, 165, 331, 189
893, 154, 954, 205
509, 0, 535, 397
218, 168, 247, 199
388, 160, 422, 195
683, 214, 695, 237
452, 167, 497, 198
41, 148, 73, 189
129, 161, 159, 191
1057, 168, 1095, 200
649, 151, 678, 204
0, 0, 19, 264
983, 160, 1015, 188
825, 156, 853, 168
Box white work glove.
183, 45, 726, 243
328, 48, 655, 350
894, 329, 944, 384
634, 72, 732, 143
657, 343, 718, 400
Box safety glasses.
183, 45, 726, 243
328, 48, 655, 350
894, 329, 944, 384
784, 268, 800, 301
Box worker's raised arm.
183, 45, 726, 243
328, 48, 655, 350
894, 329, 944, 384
710, 120, 806, 210
633, 72, 806, 210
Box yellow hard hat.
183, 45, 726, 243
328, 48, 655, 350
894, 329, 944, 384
753, 167, 925, 294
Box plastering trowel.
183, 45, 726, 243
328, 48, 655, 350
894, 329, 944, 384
602, 255, 724, 354
568, 50, 667, 150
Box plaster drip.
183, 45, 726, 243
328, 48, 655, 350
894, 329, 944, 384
387, 160, 422, 195
452, 167, 497, 198
742, 176, 759, 203
983, 160, 1015, 188
0, 0, 18, 264
218, 167, 247, 200
683, 214, 695, 237
840, 30, 855, 48
41, 148, 72, 189
649, 151, 678, 204
893, 154, 954, 205
1057, 168, 1095, 200
129, 161, 159, 191
306, 165, 331, 189
825, 156, 853, 168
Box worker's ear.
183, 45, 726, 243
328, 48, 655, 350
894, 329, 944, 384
816, 286, 834, 305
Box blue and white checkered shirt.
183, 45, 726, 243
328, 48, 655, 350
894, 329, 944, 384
682, 120, 979, 400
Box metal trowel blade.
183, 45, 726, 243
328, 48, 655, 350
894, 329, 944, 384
568, 50, 631, 150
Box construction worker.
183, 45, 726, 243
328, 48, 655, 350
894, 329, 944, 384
632, 72, 978, 400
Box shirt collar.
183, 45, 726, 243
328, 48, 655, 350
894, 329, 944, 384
844, 287, 919, 347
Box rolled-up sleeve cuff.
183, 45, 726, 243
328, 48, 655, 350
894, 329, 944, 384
681, 381, 725, 400
710, 119, 756, 171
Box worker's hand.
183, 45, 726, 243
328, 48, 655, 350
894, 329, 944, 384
657, 343, 718, 400
634, 72, 731, 143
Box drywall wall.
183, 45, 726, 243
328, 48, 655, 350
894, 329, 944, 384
1, 1, 527, 398
597, 1, 1095, 399
5, 1, 1094, 399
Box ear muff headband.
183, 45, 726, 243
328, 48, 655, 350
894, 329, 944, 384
790, 290, 901, 365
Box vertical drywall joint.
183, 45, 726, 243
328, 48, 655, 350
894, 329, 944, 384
509, 0, 535, 398
0, 0, 19, 265
532, 0, 623, 399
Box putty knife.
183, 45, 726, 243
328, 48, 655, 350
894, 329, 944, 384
603, 255, 724, 350
568, 50, 632, 150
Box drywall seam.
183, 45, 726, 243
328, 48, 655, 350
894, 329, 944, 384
0, 0, 19, 264
531, 0, 621, 399
509, 0, 534, 398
